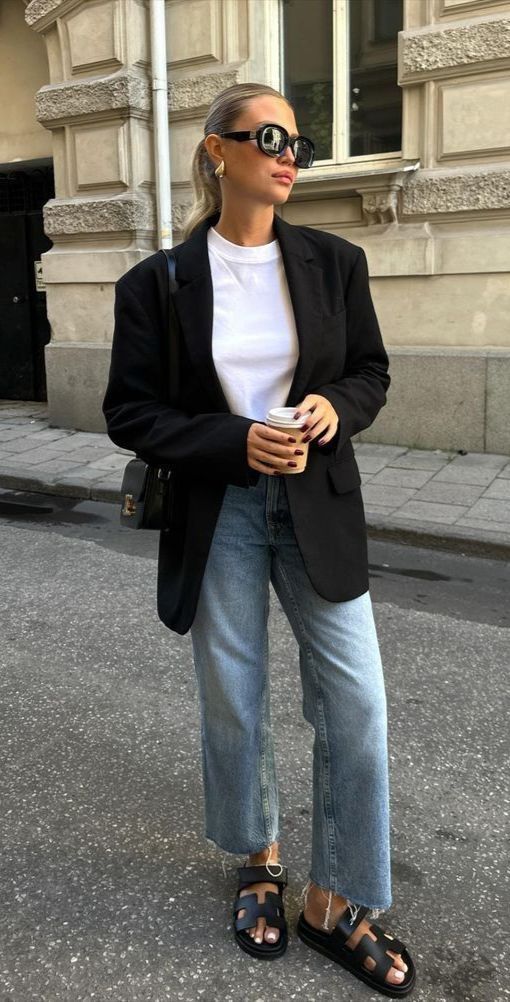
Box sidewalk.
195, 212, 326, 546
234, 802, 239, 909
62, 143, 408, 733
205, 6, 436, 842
1, 400, 509, 557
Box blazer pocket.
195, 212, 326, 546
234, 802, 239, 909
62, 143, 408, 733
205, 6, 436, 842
327, 457, 362, 494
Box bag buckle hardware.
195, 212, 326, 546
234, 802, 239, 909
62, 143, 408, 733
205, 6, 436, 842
157, 467, 172, 481
121, 493, 137, 516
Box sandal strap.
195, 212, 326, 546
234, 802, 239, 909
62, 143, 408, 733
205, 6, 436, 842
237, 863, 288, 890
333, 904, 369, 943
379, 929, 406, 955
233, 889, 286, 933
351, 931, 395, 981
235, 910, 287, 933
234, 889, 285, 914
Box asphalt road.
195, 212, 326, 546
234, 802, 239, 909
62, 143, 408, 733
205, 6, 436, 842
1, 489, 509, 1002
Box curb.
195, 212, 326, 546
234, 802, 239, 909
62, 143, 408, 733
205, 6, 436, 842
366, 519, 510, 561
0, 470, 121, 504
2, 469, 509, 560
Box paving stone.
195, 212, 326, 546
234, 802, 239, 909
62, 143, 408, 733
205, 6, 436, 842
453, 516, 510, 538
84, 453, 130, 471
1, 438, 63, 455
0, 427, 35, 442
356, 456, 392, 474
412, 481, 486, 505
392, 500, 470, 524
29, 459, 85, 475
498, 463, 510, 479
48, 432, 112, 451
368, 467, 435, 489
22, 428, 74, 444
352, 443, 408, 460
431, 465, 500, 487
9, 449, 65, 466
48, 435, 104, 452
364, 506, 398, 518
478, 478, 508, 501
361, 484, 417, 507
463, 498, 510, 524
57, 466, 110, 482
2, 447, 71, 465
389, 453, 452, 471
482, 478, 510, 500
57, 446, 119, 464
446, 452, 509, 469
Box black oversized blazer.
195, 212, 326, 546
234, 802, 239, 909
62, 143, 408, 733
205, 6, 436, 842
102, 208, 390, 635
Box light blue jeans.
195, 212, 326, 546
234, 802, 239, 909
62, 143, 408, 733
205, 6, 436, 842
189, 471, 392, 915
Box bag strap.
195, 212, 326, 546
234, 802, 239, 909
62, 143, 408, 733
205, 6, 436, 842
160, 248, 180, 406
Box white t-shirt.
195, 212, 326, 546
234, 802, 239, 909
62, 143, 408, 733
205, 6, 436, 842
207, 225, 299, 421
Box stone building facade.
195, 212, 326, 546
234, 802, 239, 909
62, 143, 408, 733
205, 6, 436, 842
5, 0, 510, 453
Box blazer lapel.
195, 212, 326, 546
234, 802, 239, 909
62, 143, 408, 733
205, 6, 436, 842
171, 209, 324, 414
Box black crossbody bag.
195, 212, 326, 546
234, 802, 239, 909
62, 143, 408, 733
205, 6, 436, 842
119, 249, 180, 530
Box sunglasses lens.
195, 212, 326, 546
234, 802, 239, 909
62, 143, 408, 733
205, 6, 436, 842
260, 126, 285, 155
293, 137, 314, 168
260, 126, 314, 167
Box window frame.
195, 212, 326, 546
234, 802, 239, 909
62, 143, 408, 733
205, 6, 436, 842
279, 0, 403, 171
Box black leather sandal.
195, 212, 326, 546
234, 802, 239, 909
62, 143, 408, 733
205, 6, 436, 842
297, 905, 416, 997
233, 862, 288, 959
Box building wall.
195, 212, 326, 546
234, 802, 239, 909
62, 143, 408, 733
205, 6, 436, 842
0, 0, 51, 163
22, 0, 510, 454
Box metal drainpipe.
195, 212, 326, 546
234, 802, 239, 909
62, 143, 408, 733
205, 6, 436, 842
149, 0, 172, 248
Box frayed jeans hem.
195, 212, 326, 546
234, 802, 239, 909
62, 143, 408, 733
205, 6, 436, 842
307, 873, 392, 920
205, 832, 281, 858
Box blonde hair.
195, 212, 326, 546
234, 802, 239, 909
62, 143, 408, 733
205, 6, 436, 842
180, 82, 294, 241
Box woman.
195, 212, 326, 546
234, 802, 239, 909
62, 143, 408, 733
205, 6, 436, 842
103, 82, 416, 997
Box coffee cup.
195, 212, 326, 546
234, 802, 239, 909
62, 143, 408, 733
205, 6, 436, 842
266, 407, 312, 474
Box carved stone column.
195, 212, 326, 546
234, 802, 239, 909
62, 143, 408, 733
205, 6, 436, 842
25, 0, 155, 431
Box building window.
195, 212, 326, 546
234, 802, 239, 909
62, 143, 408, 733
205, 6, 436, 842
281, 0, 403, 164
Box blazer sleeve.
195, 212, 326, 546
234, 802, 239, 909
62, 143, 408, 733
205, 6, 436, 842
314, 247, 390, 453
102, 277, 257, 487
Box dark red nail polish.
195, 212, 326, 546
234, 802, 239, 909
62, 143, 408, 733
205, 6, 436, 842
302, 435, 311, 443
294, 449, 304, 456
288, 461, 297, 467
288, 437, 297, 443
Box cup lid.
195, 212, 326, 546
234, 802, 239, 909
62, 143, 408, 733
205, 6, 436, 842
266, 407, 311, 426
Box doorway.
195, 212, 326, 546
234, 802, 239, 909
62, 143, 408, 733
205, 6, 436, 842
0, 159, 54, 400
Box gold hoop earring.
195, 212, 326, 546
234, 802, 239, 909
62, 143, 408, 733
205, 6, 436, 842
214, 159, 225, 179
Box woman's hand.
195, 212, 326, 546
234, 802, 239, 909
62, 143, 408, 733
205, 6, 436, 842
247, 423, 305, 474
293, 395, 339, 446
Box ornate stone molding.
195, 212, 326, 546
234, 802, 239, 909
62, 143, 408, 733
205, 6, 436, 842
43, 194, 155, 236
291, 163, 419, 225
171, 201, 193, 234
357, 188, 399, 225
401, 166, 510, 214
400, 14, 510, 82
35, 69, 151, 124
25, 0, 64, 28
169, 69, 240, 115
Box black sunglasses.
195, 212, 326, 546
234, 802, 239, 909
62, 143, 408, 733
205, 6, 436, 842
218, 123, 315, 169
